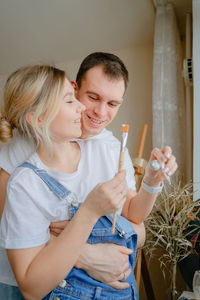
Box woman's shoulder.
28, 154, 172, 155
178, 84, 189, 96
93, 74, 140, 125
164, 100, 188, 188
8, 153, 46, 193
7, 157, 55, 217
0, 131, 35, 174
9, 160, 37, 188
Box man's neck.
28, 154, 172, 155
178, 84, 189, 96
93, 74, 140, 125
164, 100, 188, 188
80, 133, 94, 139
80, 129, 105, 139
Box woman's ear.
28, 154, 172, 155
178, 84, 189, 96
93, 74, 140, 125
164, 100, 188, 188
25, 111, 33, 125
26, 112, 43, 126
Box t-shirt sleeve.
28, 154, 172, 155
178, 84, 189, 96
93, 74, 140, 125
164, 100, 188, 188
0, 171, 50, 249
0, 132, 35, 174
124, 148, 136, 191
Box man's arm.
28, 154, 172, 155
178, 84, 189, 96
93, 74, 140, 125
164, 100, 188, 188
50, 220, 146, 248
0, 168, 10, 220
50, 222, 132, 289
50, 220, 146, 289
75, 223, 146, 289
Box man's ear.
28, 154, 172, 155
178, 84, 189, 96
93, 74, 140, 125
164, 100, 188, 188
71, 81, 78, 92
71, 81, 79, 98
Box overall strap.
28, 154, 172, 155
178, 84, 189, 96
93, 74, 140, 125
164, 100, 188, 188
19, 162, 71, 200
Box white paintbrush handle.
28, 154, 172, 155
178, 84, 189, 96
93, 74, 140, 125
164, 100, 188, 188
150, 160, 171, 184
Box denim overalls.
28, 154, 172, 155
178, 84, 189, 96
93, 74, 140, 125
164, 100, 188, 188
20, 162, 139, 300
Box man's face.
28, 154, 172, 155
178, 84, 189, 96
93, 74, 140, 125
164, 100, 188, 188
76, 65, 125, 138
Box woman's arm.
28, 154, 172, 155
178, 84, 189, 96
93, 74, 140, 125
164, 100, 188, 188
7, 204, 99, 300
0, 169, 10, 220
6, 171, 127, 300
122, 146, 177, 223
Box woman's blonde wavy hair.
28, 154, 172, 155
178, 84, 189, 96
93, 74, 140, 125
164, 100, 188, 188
0, 65, 66, 149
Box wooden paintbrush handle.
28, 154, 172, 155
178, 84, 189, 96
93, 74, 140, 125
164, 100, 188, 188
112, 213, 117, 234
112, 151, 125, 234
118, 152, 125, 172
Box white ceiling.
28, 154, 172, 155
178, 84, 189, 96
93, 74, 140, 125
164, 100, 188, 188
0, 0, 192, 75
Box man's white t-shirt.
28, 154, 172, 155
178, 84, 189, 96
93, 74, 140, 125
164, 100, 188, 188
0, 129, 136, 286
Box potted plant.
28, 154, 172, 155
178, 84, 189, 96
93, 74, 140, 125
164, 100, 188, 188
144, 180, 200, 300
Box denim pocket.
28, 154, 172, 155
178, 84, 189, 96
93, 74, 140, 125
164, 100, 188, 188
47, 282, 134, 300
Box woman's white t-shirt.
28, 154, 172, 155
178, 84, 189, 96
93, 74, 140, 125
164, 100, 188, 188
0, 129, 135, 285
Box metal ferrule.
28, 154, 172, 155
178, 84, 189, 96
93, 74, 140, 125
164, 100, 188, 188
120, 132, 128, 152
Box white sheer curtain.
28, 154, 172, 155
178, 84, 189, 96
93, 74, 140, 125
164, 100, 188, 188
152, 2, 186, 180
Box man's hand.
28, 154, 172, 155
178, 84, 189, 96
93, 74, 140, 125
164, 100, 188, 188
49, 221, 134, 289
75, 243, 132, 289
50, 220, 69, 237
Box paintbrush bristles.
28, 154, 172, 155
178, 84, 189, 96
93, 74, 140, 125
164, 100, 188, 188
121, 124, 129, 132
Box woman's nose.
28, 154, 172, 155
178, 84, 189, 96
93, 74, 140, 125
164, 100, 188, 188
78, 101, 85, 112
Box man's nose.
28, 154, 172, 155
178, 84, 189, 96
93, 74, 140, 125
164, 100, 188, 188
94, 103, 107, 117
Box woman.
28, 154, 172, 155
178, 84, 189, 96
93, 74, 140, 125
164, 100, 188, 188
0, 65, 127, 299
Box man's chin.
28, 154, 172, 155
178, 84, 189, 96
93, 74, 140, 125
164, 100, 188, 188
81, 125, 104, 139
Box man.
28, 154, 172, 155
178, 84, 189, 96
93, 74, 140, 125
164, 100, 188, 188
0, 52, 177, 298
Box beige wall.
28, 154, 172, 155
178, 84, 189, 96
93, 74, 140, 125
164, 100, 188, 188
108, 46, 153, 161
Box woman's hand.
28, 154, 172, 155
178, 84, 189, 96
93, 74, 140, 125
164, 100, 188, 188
50, 171, 127, 236
143, 146, 177, 186
83, 170, 127, 219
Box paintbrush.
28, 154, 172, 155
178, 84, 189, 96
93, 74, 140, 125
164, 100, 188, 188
112, 124, 129, 234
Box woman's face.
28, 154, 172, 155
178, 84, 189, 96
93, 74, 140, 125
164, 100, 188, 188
49, 78, 85, 142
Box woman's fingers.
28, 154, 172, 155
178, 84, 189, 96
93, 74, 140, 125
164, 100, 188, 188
151, 146, 172, 169
85, 171, 128, 217
100, 171, 127, 209
163, 155, 176, 175
145, 146, 178, 185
